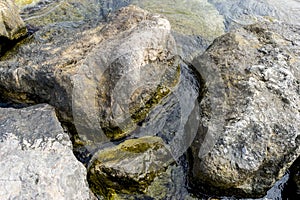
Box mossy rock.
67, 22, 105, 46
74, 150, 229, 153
87, 136, 175, 199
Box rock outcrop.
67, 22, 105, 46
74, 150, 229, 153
0, 104, 91, 199
189, 21, 300, 197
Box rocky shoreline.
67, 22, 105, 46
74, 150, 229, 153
0, 0, 299, 199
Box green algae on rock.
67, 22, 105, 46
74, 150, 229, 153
18, 0, 101, 27
87, 136, 174, 199
131, 0, 225, 41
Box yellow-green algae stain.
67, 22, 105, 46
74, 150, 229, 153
131, 0, 225, 40
88, 136, 174, 199
14, 0, 40, 8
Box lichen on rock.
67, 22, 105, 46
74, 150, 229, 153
87, 136, 174, 198
189, 21, 300, 197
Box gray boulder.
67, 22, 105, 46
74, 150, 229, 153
0, 104, 91, 199
189, 21, 300, 198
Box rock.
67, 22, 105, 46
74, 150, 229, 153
0, 0, 27, 55
189, 21, 300, 198
0, 104, 91, 199
0, 6, 131, 118
0, 5, 184, 143
87, 136, 175, 198
73, 5, 181, 142
0, 0, 27, 40
98, 0, 224, 63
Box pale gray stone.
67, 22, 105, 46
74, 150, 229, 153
0, 104, 91, 200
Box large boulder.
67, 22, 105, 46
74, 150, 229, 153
189, 21, 300, 198
0, 104, 91, 199
73, 5, 181, 142
0, 5, 186, 144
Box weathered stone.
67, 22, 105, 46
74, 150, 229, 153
87, 136, 174, 198
0, 104, 91, 199
0, 0, 27, 55
0, 0, 27, 40
189, 21, 300, 198
97, 0, 224, 63
0, 5, 137, 120
72, 6, 182, 142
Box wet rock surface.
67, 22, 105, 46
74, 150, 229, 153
87, 136, 174, 198
190, 21, 300, 198
0, 104, 91, 199
0, 1, 299, 199
73, 6, 181, 142
18, 0, 101, 27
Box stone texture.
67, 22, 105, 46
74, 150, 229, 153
0, 104, 91, 199
73, 5, 181, 142
0, 0, 27, 55
189, 21, 300, 198
0, 0, 27, 40
0, 5, 184, 144
87, 136, 174, 198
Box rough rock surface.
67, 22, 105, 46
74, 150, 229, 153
0, 6, 152, 122
73, 6, 181, 142
87, 136, 174, 198
0, 104, 91, 199
190, 21, 300, 198
0, 0, 27, 40
0, 0, 27, 55
0, 5, 183, 144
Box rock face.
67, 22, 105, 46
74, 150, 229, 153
88, 136, 174, 198
189, 21, 300, 197
0, 104, 91, 199
0, 0, 27, 55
